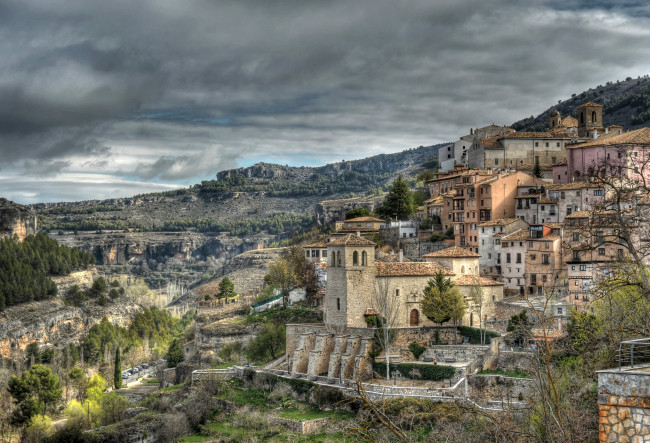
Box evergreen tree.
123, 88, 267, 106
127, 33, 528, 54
217, 277, 235, 299
376, 175, 414, 220
421, 272, 464, 329
533, 158, 543, 178
165, 339, 184, 368
8, 364, 62, 424
114, 348, 122, 389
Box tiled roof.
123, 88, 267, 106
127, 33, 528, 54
547, 181, 603, 190
515, 193, 543, 199
544, 222, 564, 229
478, 218, 524, 227
516, 163, 554, 170
528, 234, 561, 241
303, 240, 328, 248
564, 210, 594, 219
553, 160, 567, 166
499, 132, 572, 140
568, 127, 650, 149
501, 229, 530, 241
561, 116, 578, 127
376, 253, 412, 263
328, 234, 377, 246
375, 262, 454, 277
344, 216, 385, 223
578, 101, 602, 108
538, 197, 558, 204
453, 275, 504, 286
422, 246, 480, 258
478, 137, 503, 148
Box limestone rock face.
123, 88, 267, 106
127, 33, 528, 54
0, 198, 37, 241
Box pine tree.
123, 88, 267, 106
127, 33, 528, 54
114, 348, 122, 389
165, 339, 184, 368
533, 158, 543, 178
377, 175, 414, 220
217, 277, 235, 299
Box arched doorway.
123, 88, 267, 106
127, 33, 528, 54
409, 309, 419, 326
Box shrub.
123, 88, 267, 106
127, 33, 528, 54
313, 385, 345, 409
408, 342, 426, 360
373, 362, 455, 381
457, 326, 500, 344
283, 378, 314, 398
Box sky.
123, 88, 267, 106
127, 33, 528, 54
2, 0, 650, 204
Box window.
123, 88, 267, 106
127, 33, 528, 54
506, 253, 511, 263
530, 254, 536, 261
529, 242, 534, 247
598, 248, 605, 255
495, 158, 499, 165
545, 142, 549, 147
488, 253, 492, 259
571, 266, 575, 270
575, 280, 579, 286
542, 254, 549, 264
362, 251, 367, 266
535, 142, 539, 147
337, 298, 341, 310
558, 308, 563, 315
556, 143, 560, 148
580, 265, 586, 271
516, 253, 521, 263
545, 242, 550, 249
576, 191, 581, 197
561, 192, 565, 199
573, 251, 580, 261
322, 250, 327, 258
596, 231, 604, 243
573, 233, 580, 241
594, 189, 604, 196
353, 251, 359, 266
395, 289, 400, 297
306, 251, 310, 258
337, 252, 342, 266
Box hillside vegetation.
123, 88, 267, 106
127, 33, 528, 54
0, 232, 94, 310
512, 75, 650, 132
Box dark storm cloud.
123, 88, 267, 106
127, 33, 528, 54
2, 0, 650, 202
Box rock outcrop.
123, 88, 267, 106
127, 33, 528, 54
0, 198, 37, 241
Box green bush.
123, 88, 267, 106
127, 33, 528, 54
282, 378, 314, 397
457, 326, 500, 344
477, 368, 530, 378
313, 385, 345, 409
408, 342, 427, 360
373, 362, 455, 381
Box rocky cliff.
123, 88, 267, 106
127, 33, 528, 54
0, 269, 143, 361
0, 198, 37, 241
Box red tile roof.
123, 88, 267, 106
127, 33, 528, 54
567, 127, 650, 149
422, 246, 480, 258
328, 234, 377, 246
344, 216, 386, 223
375, 262, 454, 277
453, 275, 504, 286
499, 132, 572, 140
478, 218, 524, 227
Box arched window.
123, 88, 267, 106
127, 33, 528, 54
409, 309, 419, 326
592, 111, 597, 123
362, 251, 367, 266
353, 251, 359, 266
461, 265, 465, 274
337, 252, 342, 267
331, 253, 336, 267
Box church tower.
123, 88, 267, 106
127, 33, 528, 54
549, 108, 562, 129
324, 234, 376, 328
577, 101, 604, 138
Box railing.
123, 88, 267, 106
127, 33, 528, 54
617, 338, 650, 370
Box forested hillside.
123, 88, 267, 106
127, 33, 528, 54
0, 232, 94, 310
512, 75, 650, 132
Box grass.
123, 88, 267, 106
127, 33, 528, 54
156, 381, 188, 393
215, 380, 271, 409
179, 434, 213, 442
278, 408, 355, 421
478, 368, 531, 378
245, 305, 322, 325
211, 362, 233, 369
146, 379, 161, 384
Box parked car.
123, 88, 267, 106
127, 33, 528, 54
132, 367, 139, 373
121, 373, 128, 379
141, 363, 149, 369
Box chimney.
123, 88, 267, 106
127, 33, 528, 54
592, 129, 598, 139
605, 127, 609, 134
398, 250, 403, 263
356, 231, 360, 236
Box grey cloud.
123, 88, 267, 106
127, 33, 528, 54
1, 0, 650, 202
21, 160, 71, 177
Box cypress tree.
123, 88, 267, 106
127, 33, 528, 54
533, 158, 543, 178
114, 348, 122, 389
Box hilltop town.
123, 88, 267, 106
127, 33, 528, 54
2, 99, 650, 441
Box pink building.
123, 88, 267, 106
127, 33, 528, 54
559, 127, 650, 184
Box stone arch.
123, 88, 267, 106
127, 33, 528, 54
353, 251, 359, 266
362, 251, 367, 266
592, 111, 597, 123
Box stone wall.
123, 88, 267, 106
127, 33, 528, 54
597, 367, 650, 443
401, 238, 449, 260
491, 299, 539, 332
467, 374, 535, 405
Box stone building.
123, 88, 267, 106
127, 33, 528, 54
303, 240, 328, 264
323, 236, 504, 329
335, 216, 386, 233
478, 218, 529, 279
439, 125, 513, 173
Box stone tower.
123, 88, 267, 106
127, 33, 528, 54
324, 234, 376, 328
577, 101, 604, 138
549, 108, 561, 129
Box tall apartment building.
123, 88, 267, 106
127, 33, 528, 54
434, 170, 542, 253
478, 218, 529, 279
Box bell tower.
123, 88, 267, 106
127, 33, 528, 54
577, 101, 603, 138
549, 108, 561, 129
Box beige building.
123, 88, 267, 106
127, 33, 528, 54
324, 237, 504, 329
478, 218, 529, 279
335, 216, 386, 233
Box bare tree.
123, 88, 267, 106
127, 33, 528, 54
468, 277, 485, 344
372, 277, 400, 381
